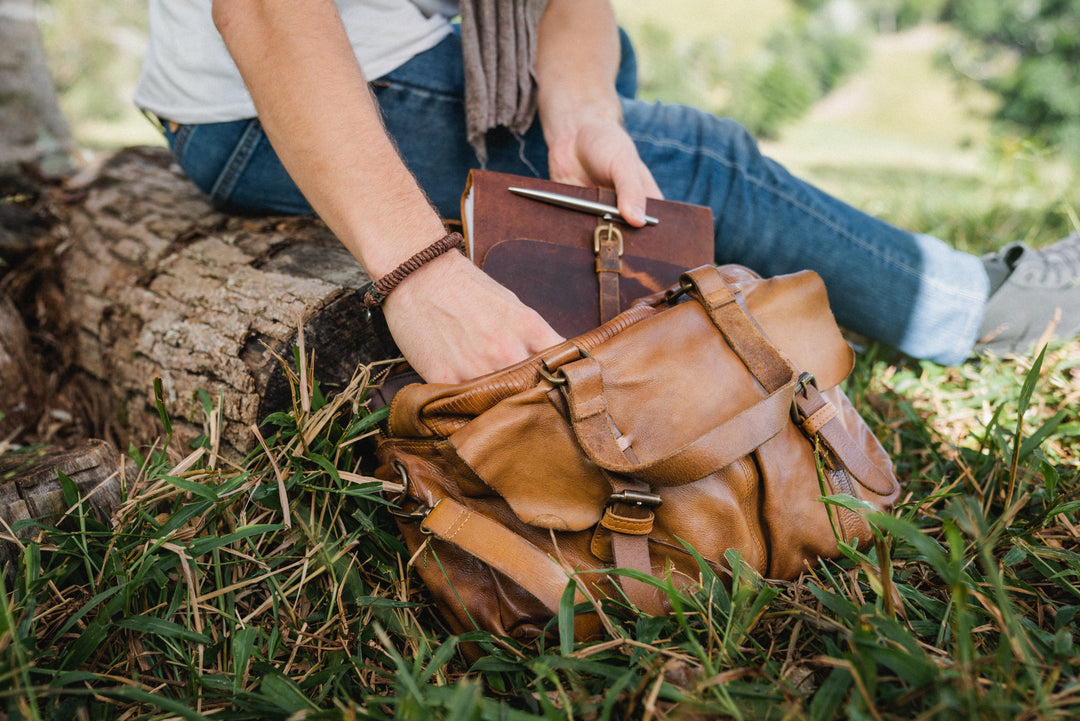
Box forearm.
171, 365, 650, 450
534, 0, 623, 140
211, 0, 446, 278
533, 0, 659, 223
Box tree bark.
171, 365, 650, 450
57, 146, 401, 458
0, 0, 74, 173
0, 293, 46, 440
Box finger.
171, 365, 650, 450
610, 158, 660, 227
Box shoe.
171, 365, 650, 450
976, 232, 1080, 356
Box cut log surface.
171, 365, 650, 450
59, 146, 399, 456
0, 439, 129, 570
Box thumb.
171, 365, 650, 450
612, 159, 663, 228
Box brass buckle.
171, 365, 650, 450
538, 363, 567, 386
389, 504, 432, 522
539, 347, 591, 386
608, 490, 663, 508
791, 372, 817, 422
665, 279, 694, 304
385, 461, 432, 523
794, 372, 817, 397
593, 217, 624, 257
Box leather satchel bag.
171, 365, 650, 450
374, 264, 900, 644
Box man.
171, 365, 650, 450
135, 0, 1080, 382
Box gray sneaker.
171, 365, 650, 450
976, 232, 1080, 356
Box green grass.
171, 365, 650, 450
1, 329, 1078, 719
613, 0, 792, 65
756, 24, 1080, 254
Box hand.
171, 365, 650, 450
381, 251, 565, 383
545, 114, 663, 228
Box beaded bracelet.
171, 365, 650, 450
362, 231, 464, 308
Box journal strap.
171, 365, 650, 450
594, 188, 623, 324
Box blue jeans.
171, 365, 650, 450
161, 30, 988, 365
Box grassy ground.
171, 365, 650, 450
7, 3, 1080, 720
1, 336, 1077, 719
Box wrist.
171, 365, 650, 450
362, 231, 464, 308
538, 93, 623, 154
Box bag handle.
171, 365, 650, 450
550, 265, 799, 484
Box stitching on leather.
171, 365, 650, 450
801, 403, 838, 437
601, 508, 653, 535
440, 506, 471, 542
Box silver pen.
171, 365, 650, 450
508, 186, 659, 226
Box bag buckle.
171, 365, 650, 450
538, 363, 568, 386
791, 372, 818, 422
664, 279, 694, 304
385, 461, 433, 524
608, 490, 663, 508
539, 346, 591, 386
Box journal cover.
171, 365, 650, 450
462, 169, 714, 338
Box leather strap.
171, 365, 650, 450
793, 383, 896, 497
602, 471, 667, 615
595, 188, 623, 324
419, 497, 576, 615
684, 266, 793, 392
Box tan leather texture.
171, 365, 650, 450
376, 264, 901, 648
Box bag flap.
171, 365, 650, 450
447, 383, 611, 531
551, 268, 854, 485
555, 301, 794, 484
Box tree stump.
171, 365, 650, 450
57, 146, 400, 457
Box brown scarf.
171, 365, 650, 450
459, 0, 549, 163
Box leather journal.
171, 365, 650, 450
461, 169, 715, 338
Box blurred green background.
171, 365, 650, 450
36, 0, 1080, 251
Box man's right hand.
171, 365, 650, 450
381, 250, 565, 384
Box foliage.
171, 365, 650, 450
627, 2, 871, 138
1, 323, 1078, 719
728, 6, 870, 138
36, 0, 160, 149
799, 0, 951, 31
943, 0, 1080, 159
